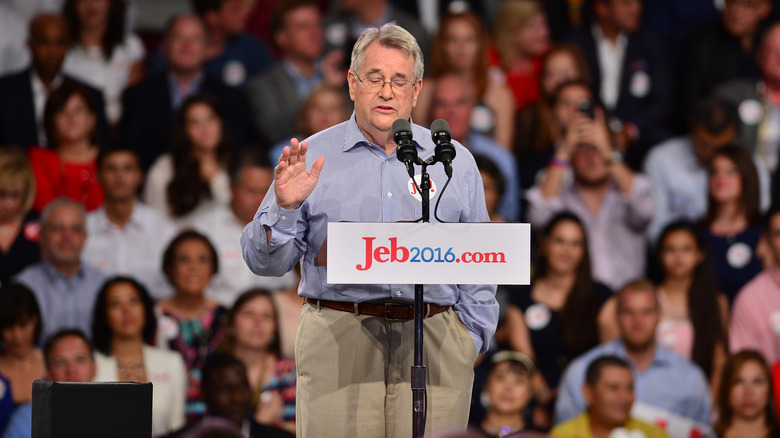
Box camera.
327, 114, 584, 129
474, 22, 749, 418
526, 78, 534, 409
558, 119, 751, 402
578, 100, 594, 119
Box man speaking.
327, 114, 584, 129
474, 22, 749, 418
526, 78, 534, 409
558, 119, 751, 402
241, 23, 498, 437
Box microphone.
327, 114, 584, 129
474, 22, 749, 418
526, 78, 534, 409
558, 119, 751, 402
393, 118, 417, 178
431, 119, 456, 178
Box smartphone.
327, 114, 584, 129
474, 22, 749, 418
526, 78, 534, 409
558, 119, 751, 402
578, 100, 595, 119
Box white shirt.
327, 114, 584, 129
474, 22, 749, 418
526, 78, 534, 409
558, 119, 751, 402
62, 33, 145, 123
593, 24, 627, 110
83, 201, 177, 300
30, 71, 62, 146
192, 205, 299, 307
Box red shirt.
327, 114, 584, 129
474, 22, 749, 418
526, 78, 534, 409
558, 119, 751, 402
29, 146, 103, 213
489, 46, 543, 112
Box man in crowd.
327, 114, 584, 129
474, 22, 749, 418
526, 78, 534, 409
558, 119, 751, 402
14, 198, 105, 342
555, 280, 711, 426
552, 356, 669, 438
242, 23, 496, 437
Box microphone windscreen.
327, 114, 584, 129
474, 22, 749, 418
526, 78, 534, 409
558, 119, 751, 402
392, 118, 412, 136
430, 119, 451, 136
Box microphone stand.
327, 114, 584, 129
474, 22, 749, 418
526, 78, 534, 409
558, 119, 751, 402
412, 162, 430, 438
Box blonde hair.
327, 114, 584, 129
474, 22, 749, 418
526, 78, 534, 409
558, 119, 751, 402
350, 22, 424, 82
0, 145, 36, 218
494, 0, 544, 68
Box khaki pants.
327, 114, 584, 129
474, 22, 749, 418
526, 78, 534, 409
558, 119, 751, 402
295, 302, 476, 438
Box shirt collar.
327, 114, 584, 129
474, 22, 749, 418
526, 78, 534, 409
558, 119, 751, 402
615, 339, 674, 368
41, 259, 85, 282
592, 23, 628, 49
30, 70, 63, 95
93, 202, 145, 231
343, 112, 427, 155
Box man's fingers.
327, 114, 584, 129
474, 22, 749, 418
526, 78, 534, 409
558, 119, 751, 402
309, 156, 325, 182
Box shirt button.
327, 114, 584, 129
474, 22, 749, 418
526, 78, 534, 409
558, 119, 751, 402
270, 242, 274, 246
274, 212, 278, 218
281, 215, 287, 220
387, 192, 392, 197
396, 290, 402, 296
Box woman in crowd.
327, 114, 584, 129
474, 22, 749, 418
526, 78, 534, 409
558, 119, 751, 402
155, 230, 228, 422
62, 0, 145, 124
715, 350, 780, 438
475, 154, 506, 222
144, 94, 233, 228
412, 10, 515, 149
0, 147, 39, 283
91, 276, 187, 436
0, 283, 44, 405
503, 212, 614, 416
491, 0, 549, 113
219, 289, 296, 433
701, 144, 764, 304
29, 83, 103, 213
654, 220, 729, 395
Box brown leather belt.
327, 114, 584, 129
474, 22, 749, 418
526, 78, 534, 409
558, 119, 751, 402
305, 298, 449, 320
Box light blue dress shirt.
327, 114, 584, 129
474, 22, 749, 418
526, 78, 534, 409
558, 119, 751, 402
2, 402, 30, 438
241, 114, 498, 353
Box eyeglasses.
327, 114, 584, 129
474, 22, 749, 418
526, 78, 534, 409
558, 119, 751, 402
354, 73, 416, 93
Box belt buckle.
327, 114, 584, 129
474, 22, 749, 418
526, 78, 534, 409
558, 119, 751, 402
384, 302, 408, 322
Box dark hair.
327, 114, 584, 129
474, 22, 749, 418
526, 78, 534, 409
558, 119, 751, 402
687, 97, 738, 135
97, 140, 141, 170
162, 229, 220, 285
201, 352, 247, 392
269, 0, 318, 44
585, 355, 631, 386
474, 154, 506, 199
715, 350, 780, 436
43, 82, 99, 150
191, 0, 223, 16
91, 276, 158, 355
764, 203, 780, 231
535, 212, 602, 355
551, 78, 595, 108
168, 93, 233, 217
220, 289, 281, 357
540, 43, 591, 99
655, 220, 726, 378
63, 0, 127, 60
43, 329, 93, 368
0, 283, 43, 349
703, 144, 762, 227
228, 148, 272, 184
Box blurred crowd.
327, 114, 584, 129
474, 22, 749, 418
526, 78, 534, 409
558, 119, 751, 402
2, 0, 780, 437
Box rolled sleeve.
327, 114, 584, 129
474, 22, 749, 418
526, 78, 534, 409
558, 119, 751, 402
241, 194, 307, 277
525, 186, 565, 228
453, 283, 499, 355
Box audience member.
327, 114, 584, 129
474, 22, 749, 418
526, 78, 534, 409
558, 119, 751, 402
0, 3, 30, 76
653, 220, 729, 395
474, 155, 506, 222
1, 329, 96, 438
29, 82, 104, 213
641, 0, 721, 64
0, 146, 39, 284
143, 94, 233, 228
730, 205, 780, 365
0, 13, 109, 149
192, 150, 298, 307
702, 144, 765, 304
83, 146, 177, 299
120, 13, 251, 171
715, 350, 780, 438
491, 0, 549, 112
14, 198, 105, 342
429, 74, 520, 221
526, 95, 654, 291
91, 276, 187, 437
0, 283, 45, 404
61, 0, 145, 124
551, 356, 670, 438
219, 289, 296, 433
245, 0, 345, 147
412, 11, 515, 148
155, 230, 227, 422
555, 280, 711, 426
568, 0, 674, 169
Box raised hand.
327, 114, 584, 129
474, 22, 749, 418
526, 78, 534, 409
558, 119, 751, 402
275, 138, 325, 210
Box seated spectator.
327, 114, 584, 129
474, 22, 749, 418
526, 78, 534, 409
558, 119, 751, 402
526, 96, 654, 291
429, 74, 520, 221
91, 276, 187, 437
143, 94, 233, 228
219, 289, 296, 433
192, 150, 298, 307
0, 13, 109, 149
14, 198, 105, 342
1, 329, 96, 438
83, 146, 177, 300
0, 146, 40, 284
503, 212, 614, 406
474, 155, 506, 222
653, 220, 729, 396
551, 356, 670, 438
245, 0, 345, 147
715, 350, 780, 438
471, 351, 537, 437
61, 0, 145, 124
568, 0, 674, 169
0, 283, 45, 404
120, 13, 251, 171
555, 280, 711, 426
702, 144, 765, 304
29, 82, 104, 213
155, 230, 228, 422
412, 11, 515, 149
730, 205, 780, 365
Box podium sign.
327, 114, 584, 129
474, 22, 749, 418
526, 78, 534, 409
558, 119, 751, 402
327, 222, 530, 285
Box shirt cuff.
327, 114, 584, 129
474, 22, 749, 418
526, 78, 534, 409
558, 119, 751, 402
267, 202, 301, 231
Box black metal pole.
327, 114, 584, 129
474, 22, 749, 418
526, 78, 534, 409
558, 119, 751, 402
412, 167, 430, 438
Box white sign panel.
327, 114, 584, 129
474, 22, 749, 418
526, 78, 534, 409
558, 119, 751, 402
326, 222, 530, 285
